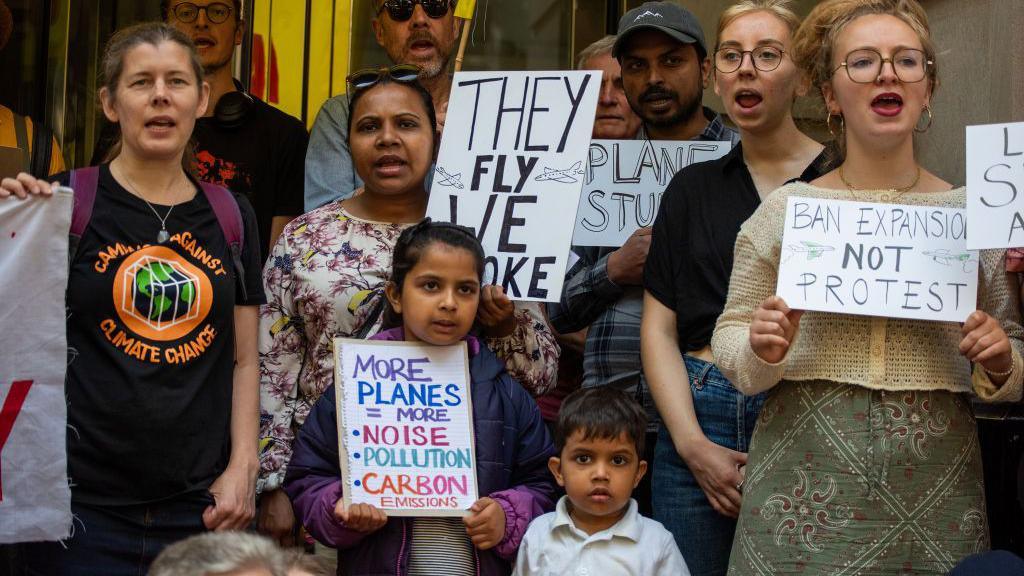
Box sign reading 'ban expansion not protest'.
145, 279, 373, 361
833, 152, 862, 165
427, 70, 600, 302
334, 339, 478, 516
776, 196, 978, 322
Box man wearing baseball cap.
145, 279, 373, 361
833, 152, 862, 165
613, 1, 737, 143
548, 2, 738, 569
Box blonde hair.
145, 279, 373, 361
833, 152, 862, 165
792, 0, 938, 96
716, 0, 802, 49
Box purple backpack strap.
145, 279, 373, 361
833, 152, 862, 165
70, 166, 100, 239
198, 181, 247, 300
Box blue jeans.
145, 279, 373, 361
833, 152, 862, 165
652, 356, 764, 576
20, 494, 211, 576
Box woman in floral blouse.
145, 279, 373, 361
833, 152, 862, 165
255, 68, 559, 542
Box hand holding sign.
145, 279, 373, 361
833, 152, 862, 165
606, 227, 652, 286
0, 173, 58, 198
960, 310, 1013, 379
749, 296, 803, 364
464, 497, 506, 550
335, 501, 389, 533
477, 285, 515, 338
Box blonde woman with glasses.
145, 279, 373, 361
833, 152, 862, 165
711, 0, 1022, 573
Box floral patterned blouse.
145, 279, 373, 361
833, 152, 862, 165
258, 202, 559, 493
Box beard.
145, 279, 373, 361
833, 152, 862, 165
386, 30, 450, 79
635, 79, 703, 129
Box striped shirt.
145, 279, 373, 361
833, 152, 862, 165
408, 517, 476, 576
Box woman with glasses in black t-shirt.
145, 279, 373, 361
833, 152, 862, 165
3, 23, 263, 575
640, 2, 831, 574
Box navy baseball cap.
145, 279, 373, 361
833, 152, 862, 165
612, 2, 707, 59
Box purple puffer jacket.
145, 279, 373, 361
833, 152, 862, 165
283, 328, 556, 576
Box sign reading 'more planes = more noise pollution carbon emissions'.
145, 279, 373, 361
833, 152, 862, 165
334, 338, 478, 516
572, 139, 731, 247
966, 121, 1024, 249
776, 196, 978, 322
427, 70, 601, 302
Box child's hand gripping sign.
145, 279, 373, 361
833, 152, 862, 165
333, 338, 479, 517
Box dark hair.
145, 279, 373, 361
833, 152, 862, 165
161, 0, 243, 22
347, 74, 438, 137
99, 22, 204, 174
384, 219, 485, 328
554, 387, 647, 456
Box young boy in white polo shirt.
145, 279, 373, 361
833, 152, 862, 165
513, 387, 689, 575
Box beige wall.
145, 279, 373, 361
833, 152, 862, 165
917, 0, 1024, 185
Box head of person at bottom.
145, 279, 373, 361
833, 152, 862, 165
612, 1, 710, 139
792, 0, 938, 156
346, 66, 437, 201
148, 531, 288, 576
549, 386, 648, 534
577, 35, 642, 140
385, 218, 486, 346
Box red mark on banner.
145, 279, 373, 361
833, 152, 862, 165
0, 380, 34, 502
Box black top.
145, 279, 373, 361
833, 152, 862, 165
92, 91, 308, 263
192, 96, 308, 262
59, 164, 265, 505
643, 142, 834, 352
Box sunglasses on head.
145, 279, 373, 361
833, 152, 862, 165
346, 64, 422, 102
376, 0, 455, 22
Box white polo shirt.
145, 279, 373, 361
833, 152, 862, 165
513, 497, 690, 576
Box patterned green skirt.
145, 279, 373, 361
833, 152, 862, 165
728, 381, 989, 575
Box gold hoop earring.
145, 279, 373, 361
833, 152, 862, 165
915, 105, 933, 133
827, 113, 845, 140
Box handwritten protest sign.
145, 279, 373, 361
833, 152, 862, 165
0, 192, 72, 543
334, 338, 478, 516
776, 196, 977, 322
572, 139, 730, 246
966, 121, 1024, 249
427, 71, 600, 301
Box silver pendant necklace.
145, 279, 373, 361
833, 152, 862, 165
117, 168, 183, 243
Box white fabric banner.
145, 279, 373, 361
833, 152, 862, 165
0, 191, 73, 543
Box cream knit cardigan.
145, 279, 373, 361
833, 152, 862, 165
711, 181, 1024, 402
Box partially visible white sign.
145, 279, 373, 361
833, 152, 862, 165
966, 121, 1024, 249
0, 191, 73, 543
776, 196, 977, 322
572, 139, 730, 247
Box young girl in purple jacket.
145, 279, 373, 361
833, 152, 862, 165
283, 220, 556, 576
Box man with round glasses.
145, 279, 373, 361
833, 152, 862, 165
159, 0, 308, 263
304, 0, 461, 211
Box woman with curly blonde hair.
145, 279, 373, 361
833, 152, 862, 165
711, 0, 1022, 573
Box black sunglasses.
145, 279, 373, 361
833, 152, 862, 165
376, 0, 455, 22
346, 64, 422, 102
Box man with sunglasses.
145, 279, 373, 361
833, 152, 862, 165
304, 0, 460, 212
161, 0, 307, 263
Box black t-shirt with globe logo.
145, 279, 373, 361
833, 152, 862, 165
59, 164, 265, 506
